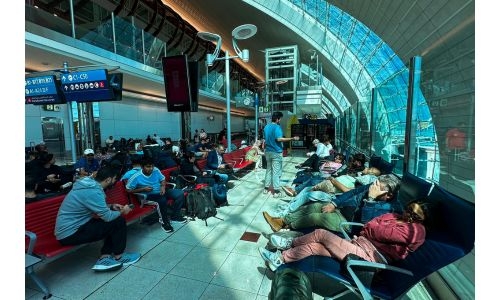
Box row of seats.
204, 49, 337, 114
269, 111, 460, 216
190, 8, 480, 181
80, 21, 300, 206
25, 166, 180, 299
193, 146, 255, 174
279, 168, 475, 299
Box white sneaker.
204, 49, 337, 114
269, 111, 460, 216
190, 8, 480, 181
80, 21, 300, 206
258, 247, 283, 271
270, 235, 293, 250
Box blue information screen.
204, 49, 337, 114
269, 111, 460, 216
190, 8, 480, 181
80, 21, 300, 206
25, 75, 63, 104
61, 69, 114, 102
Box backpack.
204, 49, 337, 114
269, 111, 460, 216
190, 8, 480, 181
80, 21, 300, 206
269, 268, 313, 300
186, 185, 222, 225
212, 183, 228, 206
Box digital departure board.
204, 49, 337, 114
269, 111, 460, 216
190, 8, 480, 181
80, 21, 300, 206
25, 75, 64, 105
60, 69, 114, 102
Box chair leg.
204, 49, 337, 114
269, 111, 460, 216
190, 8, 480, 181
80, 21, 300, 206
27, 266, 52, 299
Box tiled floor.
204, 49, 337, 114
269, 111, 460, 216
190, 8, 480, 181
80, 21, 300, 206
26, 154, 433, 300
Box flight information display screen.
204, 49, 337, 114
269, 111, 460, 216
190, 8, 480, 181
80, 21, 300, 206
61, 69, 114, 102
25, 75, 64, 105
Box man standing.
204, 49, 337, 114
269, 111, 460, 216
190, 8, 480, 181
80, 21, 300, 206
55, 165, 140, 272
263, 112, 299, 195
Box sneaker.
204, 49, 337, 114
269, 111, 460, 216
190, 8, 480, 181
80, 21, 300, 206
116, 252, 141, 266
171, 216, 188, 224
92, 256, 123, 272
272, 191, 283, 198
227, 180, 237, 189
161, 222, 174, 233
282, 186, 297, 197
60, 182, 73, 189
270, 235, 293, 250
258, 247, 283, 271
262, 232, 272, 240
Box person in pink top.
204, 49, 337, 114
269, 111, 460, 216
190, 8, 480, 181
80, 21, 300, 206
259, 201, 428, 271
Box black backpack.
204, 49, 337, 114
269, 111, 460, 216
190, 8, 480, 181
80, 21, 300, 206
186, 185, 223, 226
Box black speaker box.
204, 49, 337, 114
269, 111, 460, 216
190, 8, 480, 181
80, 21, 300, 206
162, 55, 193, 112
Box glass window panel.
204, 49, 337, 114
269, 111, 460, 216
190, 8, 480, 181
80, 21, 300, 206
316, 1, 328, 23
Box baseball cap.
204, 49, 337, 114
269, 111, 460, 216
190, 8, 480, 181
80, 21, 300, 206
312, 139, 320, 144
241, 140, 247, 144
84, 149, 95, 155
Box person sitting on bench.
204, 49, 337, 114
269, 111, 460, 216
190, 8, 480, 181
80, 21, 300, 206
126, 157, 187, 233
55, 165, 140, 272
295, 138, 330, 171
206, 144, 230, 184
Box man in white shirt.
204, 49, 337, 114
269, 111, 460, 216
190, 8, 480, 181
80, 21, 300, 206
105, 136, 115, 148
153, 134, 165, 147
296, 139, 330, 171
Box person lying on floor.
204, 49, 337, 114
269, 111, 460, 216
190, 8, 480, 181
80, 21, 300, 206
259, 201, 428, 271
263, 174, 401, 233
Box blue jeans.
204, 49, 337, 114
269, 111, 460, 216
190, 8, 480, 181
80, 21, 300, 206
294, 177, 325, 193
288, 186, 334, 212
147, 189, 185, 222
264, 151, 283, 190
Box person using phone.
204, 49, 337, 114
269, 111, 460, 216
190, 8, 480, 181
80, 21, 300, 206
55, 165, 140, 272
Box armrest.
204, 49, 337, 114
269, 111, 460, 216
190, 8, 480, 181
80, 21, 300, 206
133, 193, 158, 208
225, 161, 236, 168
25, 231, 37, 255
339, 221, 364, 240
180, 175, 197, 183
165, 182, 176, 189
345, 259, 413, 300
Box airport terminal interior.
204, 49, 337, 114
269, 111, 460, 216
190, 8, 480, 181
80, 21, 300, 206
25, 0, 476, 299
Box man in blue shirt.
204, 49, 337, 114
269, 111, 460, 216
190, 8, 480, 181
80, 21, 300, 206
74, 149, 100, 178
125, 157, 186, 233
263, 112, 299, 195
206, 144, 229, 184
